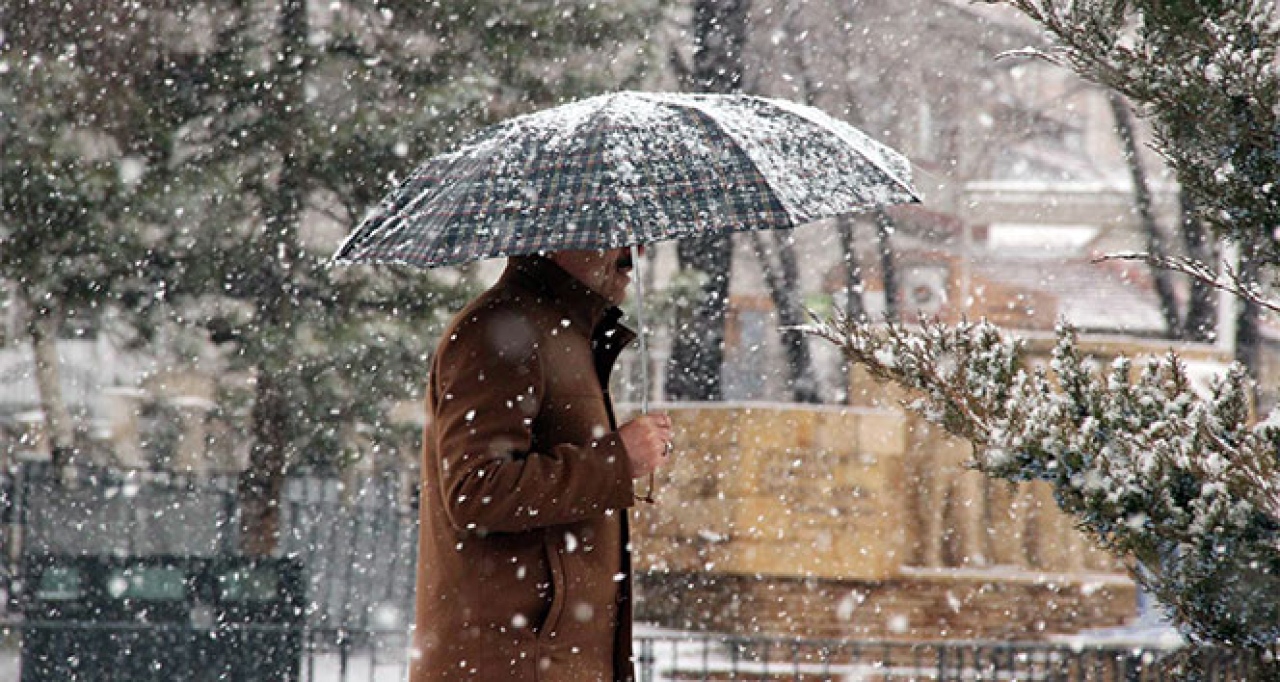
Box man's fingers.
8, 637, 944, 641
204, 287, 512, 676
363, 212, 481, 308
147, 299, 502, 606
618, 416, 677, 479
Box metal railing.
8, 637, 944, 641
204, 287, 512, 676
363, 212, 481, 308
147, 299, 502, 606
0, 627, 1272, 681
632, 633, 1272, 681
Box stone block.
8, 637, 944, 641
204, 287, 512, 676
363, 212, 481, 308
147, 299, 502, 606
856, 411, 907, 456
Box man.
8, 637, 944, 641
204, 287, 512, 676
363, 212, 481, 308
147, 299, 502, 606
411, 246, 673, 681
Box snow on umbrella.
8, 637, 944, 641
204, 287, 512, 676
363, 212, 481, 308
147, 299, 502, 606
331, 90, 919, 414
331, 90, 919, 268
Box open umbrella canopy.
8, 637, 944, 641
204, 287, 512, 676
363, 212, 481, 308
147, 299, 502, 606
332, 91, 919, 268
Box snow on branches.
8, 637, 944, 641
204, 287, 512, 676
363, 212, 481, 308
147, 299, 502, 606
808, 313, 1280, 647
980, 0, 1280, 268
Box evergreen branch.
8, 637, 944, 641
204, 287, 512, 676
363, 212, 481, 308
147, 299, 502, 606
994, 45, 1071, 66
1097, 251, 1280, 316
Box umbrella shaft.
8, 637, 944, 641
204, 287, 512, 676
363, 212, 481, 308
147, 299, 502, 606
632, 244, 649, 415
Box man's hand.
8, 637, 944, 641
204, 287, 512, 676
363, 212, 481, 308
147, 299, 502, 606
618, 413, 673, 479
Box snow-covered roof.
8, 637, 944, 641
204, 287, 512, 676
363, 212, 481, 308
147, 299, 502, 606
971, 256, 1168, 334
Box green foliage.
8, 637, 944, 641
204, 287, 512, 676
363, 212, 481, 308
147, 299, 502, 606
1, 0, 667, 487
0, 8, 154, 312
811, 313, 1280, 646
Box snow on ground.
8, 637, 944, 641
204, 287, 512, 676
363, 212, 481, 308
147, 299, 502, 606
301, 650, 408, 682
1050, 599, 1186, 651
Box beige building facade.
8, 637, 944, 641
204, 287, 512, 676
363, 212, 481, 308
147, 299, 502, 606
630, 401, 1137, 640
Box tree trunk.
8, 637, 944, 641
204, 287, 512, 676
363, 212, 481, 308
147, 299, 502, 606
835, 215, 865, 402
241, 368, 292, 557
836, 217, 866, 322
748, 231, 821, 403
1109, 94, 1182, 338
1179, 192, 1218, 343
691, 0, 749, 94
875, 210, 899, 321
238, 0, 307, 557
1234, 255, 1262, 403
667, 237, 732, 401
665, 0, 750, 402
23, 295, 77, 473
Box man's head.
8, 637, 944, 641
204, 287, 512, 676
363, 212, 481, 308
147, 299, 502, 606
547, 246, 642, 306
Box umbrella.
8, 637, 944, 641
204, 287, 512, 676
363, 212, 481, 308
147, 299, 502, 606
333, 90, 917, 269
332, 90, 920, 409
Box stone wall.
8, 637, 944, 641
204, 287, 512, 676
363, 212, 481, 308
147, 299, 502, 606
629, 403, 1138, 640
631, 404, 910, 581
636, 569, 1136, 641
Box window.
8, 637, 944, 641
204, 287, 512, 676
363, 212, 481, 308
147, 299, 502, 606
106, 565, 188, 601
217, 567, 281, 602
36, 566, 84, 601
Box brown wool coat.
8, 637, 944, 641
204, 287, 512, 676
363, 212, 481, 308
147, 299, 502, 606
411, 257, 638, 682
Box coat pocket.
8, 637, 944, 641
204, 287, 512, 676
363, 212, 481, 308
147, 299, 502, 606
537, 529, 569, 639
536, 522, 620, 641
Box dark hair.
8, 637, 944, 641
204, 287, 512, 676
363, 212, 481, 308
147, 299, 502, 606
509, 253, 555, 269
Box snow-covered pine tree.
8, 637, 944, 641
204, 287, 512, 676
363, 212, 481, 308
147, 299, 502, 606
809, 316, 1279, 646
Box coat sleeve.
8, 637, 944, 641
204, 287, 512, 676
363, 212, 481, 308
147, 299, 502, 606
428, 311, 636, 535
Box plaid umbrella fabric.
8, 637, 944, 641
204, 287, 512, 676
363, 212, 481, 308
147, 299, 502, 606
332, 91, 919, 268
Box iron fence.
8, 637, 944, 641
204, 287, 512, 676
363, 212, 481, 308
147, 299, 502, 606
0, 626, 1272, 681
633, 634, 1273, 681
279, 477, 417, 633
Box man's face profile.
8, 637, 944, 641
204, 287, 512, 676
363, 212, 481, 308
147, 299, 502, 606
549, 247, 640, 306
